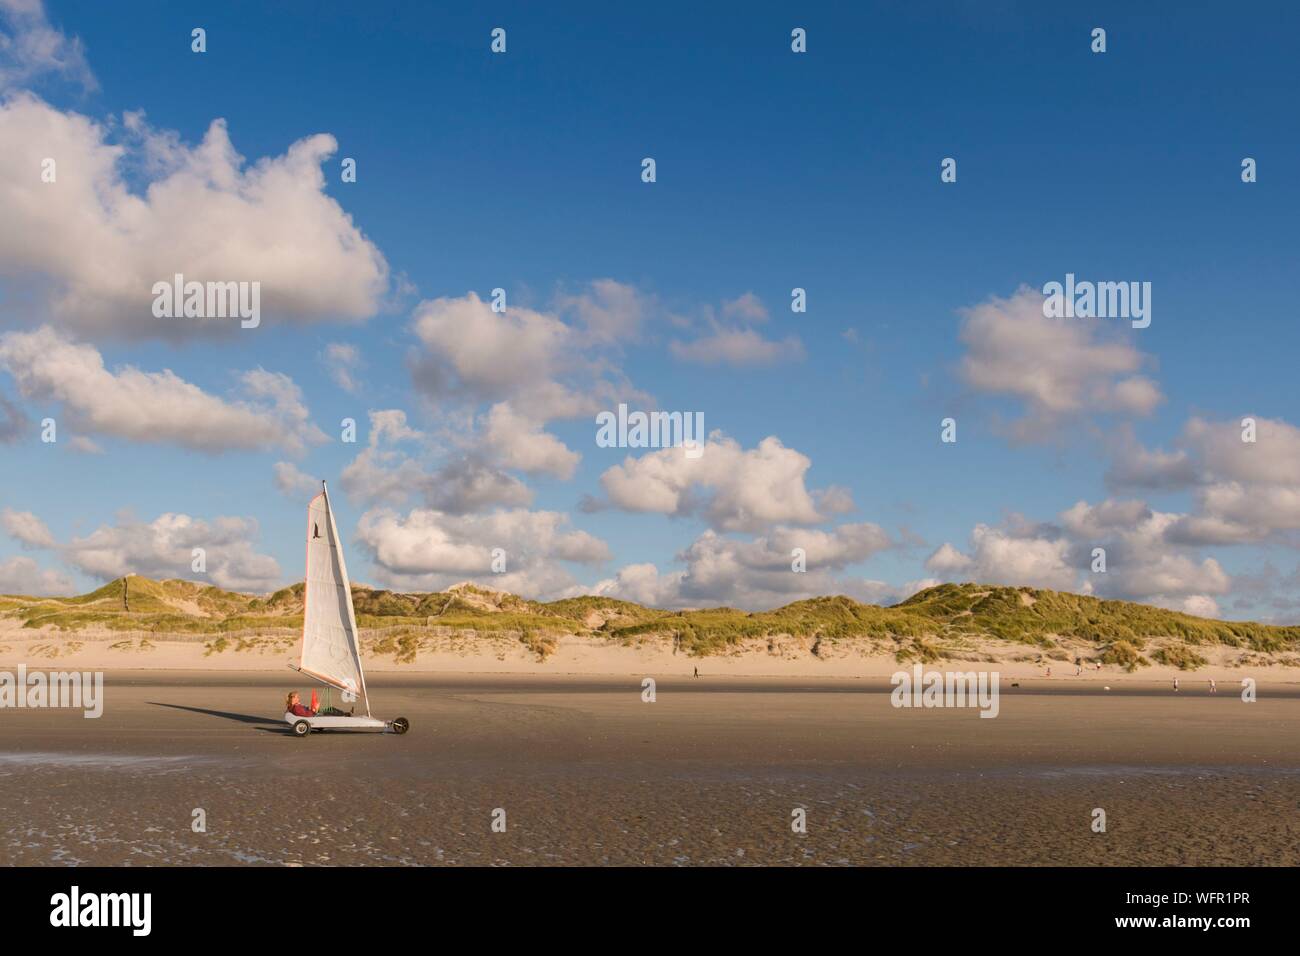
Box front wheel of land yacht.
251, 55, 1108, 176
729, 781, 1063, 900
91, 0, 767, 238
391, 717, 409, 735
292, 719, 310, 737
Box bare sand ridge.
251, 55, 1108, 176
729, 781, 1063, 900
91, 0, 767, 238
0, 671, 1296, 866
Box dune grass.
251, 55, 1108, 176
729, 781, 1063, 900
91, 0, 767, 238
4, 576, 1297, 670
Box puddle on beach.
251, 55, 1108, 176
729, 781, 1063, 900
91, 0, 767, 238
0, 751, 212, 772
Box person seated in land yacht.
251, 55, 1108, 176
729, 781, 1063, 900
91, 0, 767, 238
285, 690, 352, 718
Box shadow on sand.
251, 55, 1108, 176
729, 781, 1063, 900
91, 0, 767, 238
149, 702, 281, 727
149, 702, 394, 735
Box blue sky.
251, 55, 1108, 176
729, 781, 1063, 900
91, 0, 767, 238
1, 1, 1298, 621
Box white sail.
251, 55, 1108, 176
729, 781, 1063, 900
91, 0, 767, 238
297, 482, 369, 715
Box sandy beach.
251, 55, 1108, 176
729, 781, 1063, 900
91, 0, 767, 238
1, 670, 1296, 866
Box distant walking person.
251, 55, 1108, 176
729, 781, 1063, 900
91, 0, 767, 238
1173, 678, 1180, 692
693, 666, 699, 678
1209, 678, 1217, 694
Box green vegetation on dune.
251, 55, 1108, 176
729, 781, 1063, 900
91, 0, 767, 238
4, 576, 1297, 670
898, 583, 1296, 653
1100, 639, 1149, 672
606, 597, 937, 655
1152, 645, 1210, 671
541, 595, 668, 626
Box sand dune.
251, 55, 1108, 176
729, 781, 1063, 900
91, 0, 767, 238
2, 617, 1298, 686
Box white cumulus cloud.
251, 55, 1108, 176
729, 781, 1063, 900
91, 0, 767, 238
958, 286, 1162, 442
0, 326, 327, 453
0, 93, 388, 338
596, 434, 844, 533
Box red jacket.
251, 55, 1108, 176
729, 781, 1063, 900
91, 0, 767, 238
288, 703, 314, 717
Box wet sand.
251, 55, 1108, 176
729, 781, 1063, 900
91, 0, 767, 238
1, 671, 1296, 866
